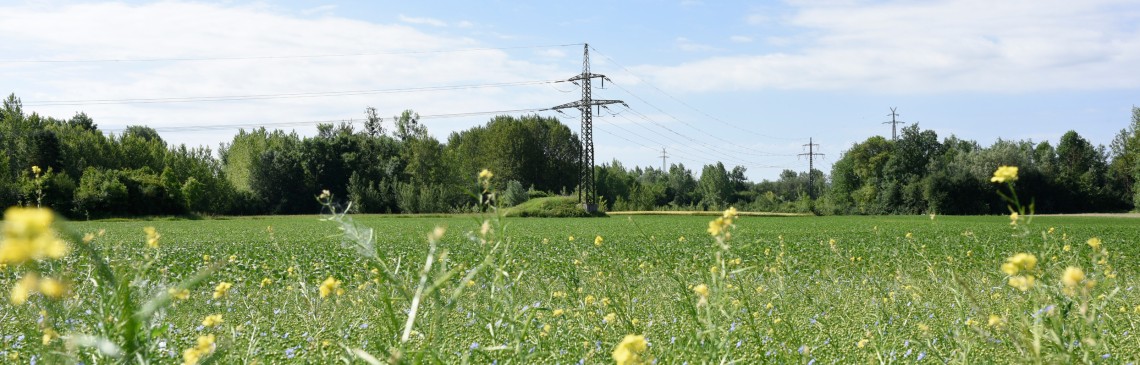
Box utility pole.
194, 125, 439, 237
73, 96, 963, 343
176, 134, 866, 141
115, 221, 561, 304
798, 138, 824, 199
551, 43, 627, 213
659, 147, 669, 171
884, 107, 905, 141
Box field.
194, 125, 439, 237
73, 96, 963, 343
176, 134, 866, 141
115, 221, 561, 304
2, 210, 1139, 364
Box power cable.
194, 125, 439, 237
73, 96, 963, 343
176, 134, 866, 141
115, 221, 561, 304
24, 80, 563, 106
589, 46, 803, 141
2, 43, 584, 64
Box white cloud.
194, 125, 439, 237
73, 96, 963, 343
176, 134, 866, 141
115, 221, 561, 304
398, 14, 448, 27
675, 37, 718, 52
637, 0, 1140, 93
0, 2, 573, 149
729, 35, 752, 43
745, 14, 768, 25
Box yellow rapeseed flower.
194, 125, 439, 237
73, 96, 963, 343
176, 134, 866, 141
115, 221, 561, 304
857, 339, 869, 348
319, 276, 342, 298
212, 282, 233, 299
594, 235, 603, 246
604, 312, 617, 323
182, 334, 215, 365
585, 295, 596, 306
988, 314, 1003, 327
260, 278, 272, 288
707, 217, 726, 236
0, 207, 69, 265
1001, 253, 1037, 275
169, 288, 190, 300
612, 334, 648, 365
1008, 275, 1035, 291
143, 226, 160, 249
990, 166, 1018, 183
1009, 212, 1018, 226
37, 277, 65, 299
1061, 266, 1085, 295
478, 169, 494, 180
693, 284, 709, 297
31, 165, 42, 175
10, 274, 38, 305
1087, 237, 1101, 250
201, 314, 224, 327
553, 309, 565, 317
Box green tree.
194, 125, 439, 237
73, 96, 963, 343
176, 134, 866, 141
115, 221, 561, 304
698, 162, 732, 209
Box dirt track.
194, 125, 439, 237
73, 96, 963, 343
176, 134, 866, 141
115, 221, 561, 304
1035, 213, 1140, 218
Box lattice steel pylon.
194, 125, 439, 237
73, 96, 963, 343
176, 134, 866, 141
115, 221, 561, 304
551, 43, 626, 212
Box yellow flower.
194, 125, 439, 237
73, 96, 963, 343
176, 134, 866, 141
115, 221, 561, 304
1061, 266, 1085, 294
1001, 253, 1037, 275
594, 235, 603, 246
478, 169, 494, 180
10, 274, 38, 305
201, 314, 224, 327
857, 339, 869, 348
1087, 237, 1101, 250
990, 165, 1019, 183
720, 206, 738, 221
585, 295, 596, 306
212, 282, 233, 299
707, 217, 726, 236
905, 232, 913, 239
143, 226, 160, 249
1008, 275, 1035, 291
693, 284, 709, 297
168, 288, 190, 300
568, 235, 575, 241
612, 334, 648, 365
1008, 212, 1018, 226
0, 207, 69, 265
553, 309, 565, 317
988, 314, 1003, 327
182, 334, 215, 365
37, 277, 65, 299
259, 278, 272, 288
31, 166, 41, 175
604, 312, 616, 323
1063, 244, 1071, 252
319, 276, 342, 298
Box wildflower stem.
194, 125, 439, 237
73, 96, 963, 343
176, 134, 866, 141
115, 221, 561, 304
401, 240, 437, 343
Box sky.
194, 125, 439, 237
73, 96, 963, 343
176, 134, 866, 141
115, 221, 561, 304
2, 0, 1139, 181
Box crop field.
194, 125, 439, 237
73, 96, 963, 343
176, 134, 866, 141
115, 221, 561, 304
2, 209, 1140, 364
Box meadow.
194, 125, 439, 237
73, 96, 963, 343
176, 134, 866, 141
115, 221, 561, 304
2, 206, 1139, 364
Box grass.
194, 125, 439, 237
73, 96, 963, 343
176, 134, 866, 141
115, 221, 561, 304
2, 211, 1139, 363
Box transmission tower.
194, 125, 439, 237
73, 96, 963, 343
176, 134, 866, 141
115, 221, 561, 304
798, 138, 825, 199
884, 107, 905, 140
551, 43, 627, 213
659, 147, 669, 171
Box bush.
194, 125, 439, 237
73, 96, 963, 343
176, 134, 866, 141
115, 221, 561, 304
501, 180, 529, 207
504, 196, 606, 217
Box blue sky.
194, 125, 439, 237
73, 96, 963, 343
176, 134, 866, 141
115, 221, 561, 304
2, 0, 1138, 181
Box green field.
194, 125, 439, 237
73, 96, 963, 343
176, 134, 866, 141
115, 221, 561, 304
3, 211, 1139, 364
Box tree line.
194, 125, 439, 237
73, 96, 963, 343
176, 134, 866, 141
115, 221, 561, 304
2, 93, 1137, 217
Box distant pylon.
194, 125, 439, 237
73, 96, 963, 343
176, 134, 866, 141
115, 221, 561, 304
551, 43, 627, 213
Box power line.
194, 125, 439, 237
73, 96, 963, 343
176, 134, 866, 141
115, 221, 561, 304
1, 43, 584, 64
24, 80, 563, 106
602, 79, 794, 157
100, 107, 549, 134
588, 46, 803, 141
